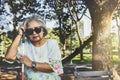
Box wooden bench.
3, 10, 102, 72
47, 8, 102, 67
1, 61, 21, 80
74, 67, 113, 80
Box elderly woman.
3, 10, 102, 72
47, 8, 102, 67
5, 15, 63, 80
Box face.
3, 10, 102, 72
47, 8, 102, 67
25, 20, 44, 42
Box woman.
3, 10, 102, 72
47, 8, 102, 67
5, 15, 63, 80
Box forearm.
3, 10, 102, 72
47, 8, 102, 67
5, 35, 22, 61
19, 55, 53, 73
33, 62, 53, 73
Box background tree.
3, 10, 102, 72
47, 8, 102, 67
113, 4, 120, 58
2, 0, 47, 39
1, 1, 120, 79
1, 0, 92, 63
84, 0, 120, 79
67, 0, 88, 60
45, 0, 73, 56
46, 0, 92, 61
113, 3, 120, 76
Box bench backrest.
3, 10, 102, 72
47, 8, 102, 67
74, 70, 113, 80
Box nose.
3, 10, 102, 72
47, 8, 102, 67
33, 31, 37, 34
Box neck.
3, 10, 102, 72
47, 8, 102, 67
31, 38, 46, 47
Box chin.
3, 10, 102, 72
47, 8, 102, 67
33, 38, 43, 42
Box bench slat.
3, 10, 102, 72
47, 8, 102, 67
74, 71, 113, 80
75, 71, 112, 76
76, 77, 112, 80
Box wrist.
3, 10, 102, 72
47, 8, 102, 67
31, 61, 36, 69
18, 33, 22, 36
17, 30, 23, 36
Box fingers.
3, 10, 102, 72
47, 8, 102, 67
20, 55, 25, 62
19, 55, 32, 67
18, 24, 25, 36
20, 54, 25, 59
20, 24, 25, 32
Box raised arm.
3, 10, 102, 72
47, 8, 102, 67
5, 25, 24, 61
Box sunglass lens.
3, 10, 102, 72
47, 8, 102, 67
25, 29, 33, 35
25, 27, 42, 35
34, 27, 41, 34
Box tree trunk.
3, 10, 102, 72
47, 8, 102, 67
75, 21, 83, 45
84, 0, 120, 79
75, 21, 84, 60
92, 13, 113, 70
68, 1, 85, 60
62, 41, 67, 57
80, 49, 84, 60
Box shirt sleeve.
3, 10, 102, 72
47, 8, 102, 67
48, 39, 64, 75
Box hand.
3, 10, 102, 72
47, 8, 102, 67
20, 55, 32, 67
18, 25, 25, 36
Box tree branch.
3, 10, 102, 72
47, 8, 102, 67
62, 35, 93, 64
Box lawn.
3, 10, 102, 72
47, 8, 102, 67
1, 53, 120, 65
65, 53, 120, 65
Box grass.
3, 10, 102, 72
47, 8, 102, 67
72, 53, 92, 64
65, 53, 120, 65
113, 54, 120, 64
1, 53, 120, 65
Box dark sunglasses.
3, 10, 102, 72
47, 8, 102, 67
25, 26, 42, 35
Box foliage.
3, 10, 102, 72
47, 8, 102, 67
111, 32, 118, 50
1, 0, 50, 39
0, 31, 12, 56
45, 0, 88, 52
46, 28, 59, 40
0, 0, 88, 47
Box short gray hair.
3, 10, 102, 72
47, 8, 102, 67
24, 15, 48, 36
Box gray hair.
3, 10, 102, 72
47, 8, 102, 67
24, 15, 48, 36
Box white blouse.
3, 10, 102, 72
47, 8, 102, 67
17, 39, 63, 80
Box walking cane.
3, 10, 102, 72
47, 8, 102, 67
21, 31, 25, 80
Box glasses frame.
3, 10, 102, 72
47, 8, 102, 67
25, 26, 43, 36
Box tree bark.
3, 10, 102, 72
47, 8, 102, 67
84, 0, 120, 79
75, 21, 84, 60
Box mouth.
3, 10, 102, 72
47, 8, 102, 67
32, 36, 39, 38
